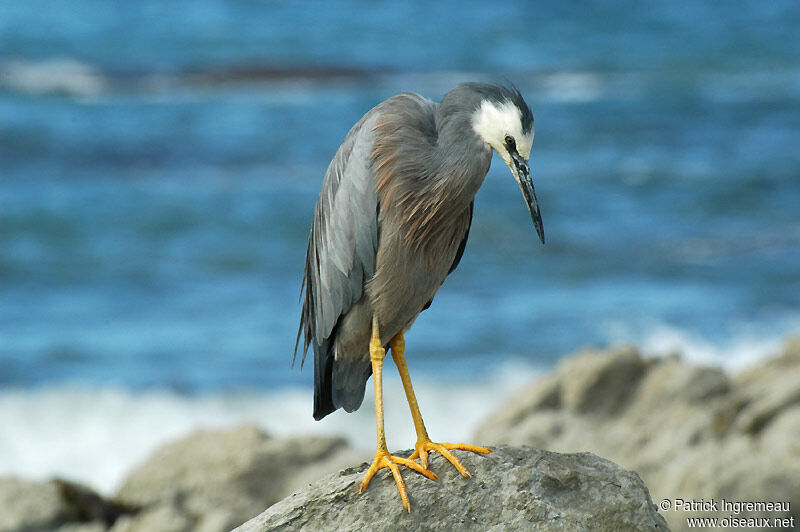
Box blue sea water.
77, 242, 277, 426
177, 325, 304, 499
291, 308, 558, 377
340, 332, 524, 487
1, 1, 799, 491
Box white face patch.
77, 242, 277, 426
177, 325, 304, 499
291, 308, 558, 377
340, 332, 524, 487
471, 99, 534, 162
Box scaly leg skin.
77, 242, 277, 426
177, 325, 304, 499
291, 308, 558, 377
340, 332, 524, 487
359, 317, 437, 512
390, 332, 492, 476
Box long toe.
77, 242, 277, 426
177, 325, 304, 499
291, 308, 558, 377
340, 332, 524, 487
412, 439, 492, 477
360, 449, 438, 512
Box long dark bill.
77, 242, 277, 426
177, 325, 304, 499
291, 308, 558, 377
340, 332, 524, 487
511, 152, 545, 244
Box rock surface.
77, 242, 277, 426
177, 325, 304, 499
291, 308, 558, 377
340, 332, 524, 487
0, 427, 368, 532
112, 426, 368, 532
475, 337, 800, 531
235, 445, 668, 531
0, 477, 70, 532
0, 477, 131, 532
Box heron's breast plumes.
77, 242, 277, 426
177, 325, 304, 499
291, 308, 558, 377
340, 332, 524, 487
372, 96, 489, 266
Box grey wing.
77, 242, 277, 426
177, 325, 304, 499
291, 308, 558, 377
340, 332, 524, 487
296, 109, 381, 418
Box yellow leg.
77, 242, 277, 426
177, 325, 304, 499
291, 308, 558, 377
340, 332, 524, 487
359, 316, 436, 512
390, 331, 491, 476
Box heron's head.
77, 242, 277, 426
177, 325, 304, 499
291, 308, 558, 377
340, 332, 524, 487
470, 84, 545, 244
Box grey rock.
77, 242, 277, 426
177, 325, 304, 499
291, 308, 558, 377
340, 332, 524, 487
475, 338, 800, 531
0, 427, 367, 532
234, 445, 668, 532
0, 477, 67, 532
58, 523, 108, 532
559, 345, 649, 415
734, 338, 800, 435
114, 425, 368, 532
110, 503, 194, 532
0, 477, 130, 532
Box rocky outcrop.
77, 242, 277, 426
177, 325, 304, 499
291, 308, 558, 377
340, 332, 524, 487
2, 432, 668, 531
0, 477, 132, 532
0, 428, 367, 532
9, 338, 795, 532
474, 338, 800, 531
0, 477, 70, 532
111, 426, 367, 532
235, 445, 668, 531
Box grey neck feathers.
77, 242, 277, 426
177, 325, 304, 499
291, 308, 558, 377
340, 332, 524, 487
431, 103, 492, 208
372, 90, 492, 261
394, 101, 489, 261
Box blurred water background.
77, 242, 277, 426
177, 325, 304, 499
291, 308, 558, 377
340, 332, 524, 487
1, 1, 799, 493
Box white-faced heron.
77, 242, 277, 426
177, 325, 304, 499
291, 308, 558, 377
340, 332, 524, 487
295, 82, 544, 510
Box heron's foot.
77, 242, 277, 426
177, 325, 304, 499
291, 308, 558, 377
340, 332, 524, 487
409, 438, 492, 477
360, 448, 438, 511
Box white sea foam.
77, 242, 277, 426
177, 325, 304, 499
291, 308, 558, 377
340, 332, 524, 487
636, 326, 790, 371
0, 59, 108, 97
603, 322, 799, 372
0, 359, 539, 495
538, 72, 604, 103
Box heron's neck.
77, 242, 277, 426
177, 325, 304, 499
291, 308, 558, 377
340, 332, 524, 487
432, 110, 492, 208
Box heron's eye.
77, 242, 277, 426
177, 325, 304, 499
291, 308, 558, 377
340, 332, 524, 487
504, 135, 516, 151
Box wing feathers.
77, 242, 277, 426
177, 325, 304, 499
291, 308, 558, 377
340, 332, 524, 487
297, 93, 440, 419
298, 110, 381, 366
